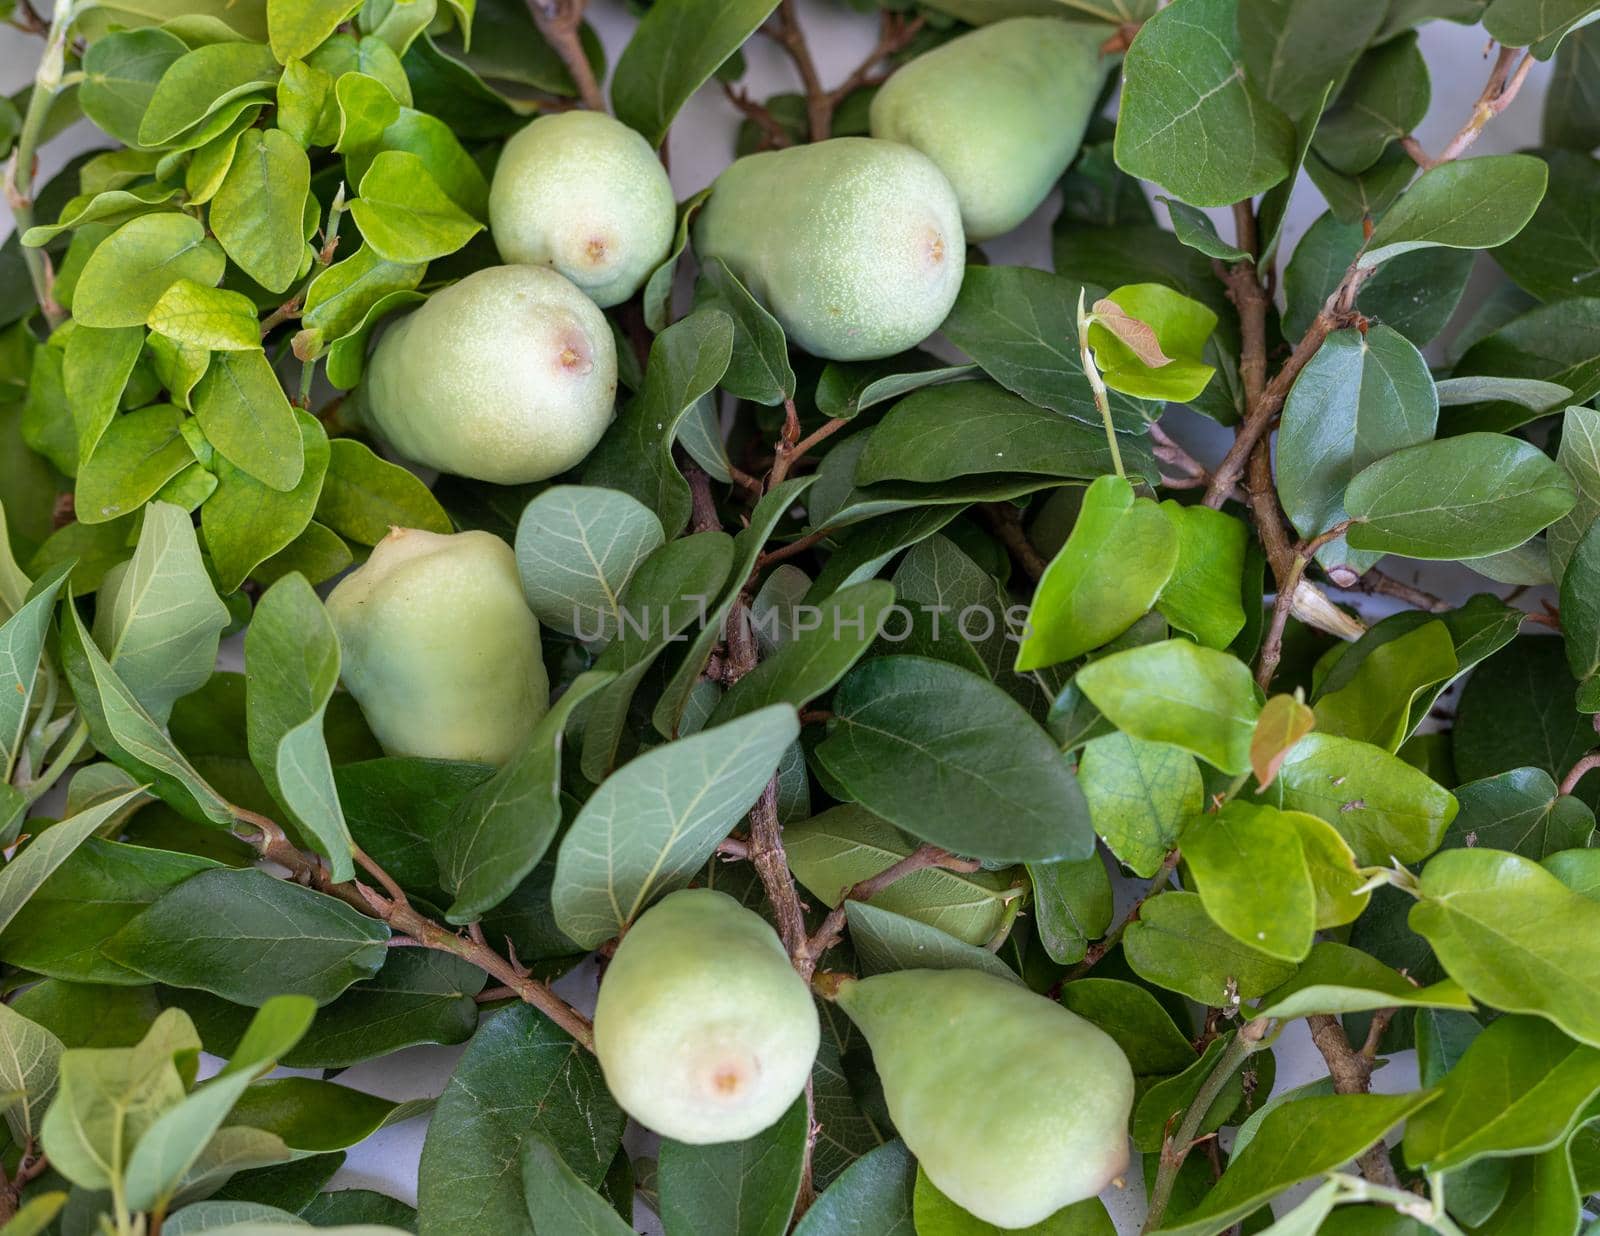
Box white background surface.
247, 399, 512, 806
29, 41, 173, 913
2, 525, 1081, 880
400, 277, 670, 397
0, 3, 1558, 1229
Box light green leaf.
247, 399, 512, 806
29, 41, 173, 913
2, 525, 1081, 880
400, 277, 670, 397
1078, 733, 1202, 877
79, 28, 190, 147
1182, 800, 1315, 962
553, 705, 799, 948
1346, 431, 1576, 559
75, 404, 194, 526
513, 485, 665, 641
1254, 941, 1473, 1020
296, 244, 425, 355
1088, 283, 1217, 402
147, 279, 262, 351
348, 150, 483, 263
191, 348, 305, 492
64, 323, 144, 470
0, 1003, 64, 1145
1412, 847, 1600, 1049
843, 900, 1021, 984
211, 129, 311, 294
1015, 475, 1178, 671
1360, 154, 1550, 267
1312, 620, 1457, 751
314, 436, 450, 546
1114, 0, 1297, 207
1074, 639, 1260, 774
1123, 891, 1298, 1004
610, 0, 781, 146
913, 1166, 1113, 1234
1155, 503, 1248, 649
245, 574, 355, 882
137, 42, 281, 147
269, 0, 365, 62
1028, 853, 1114, 966
71, 213, 226, 329
0, 560, 72, 779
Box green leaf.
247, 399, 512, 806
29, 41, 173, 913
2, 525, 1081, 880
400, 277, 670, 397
211, 129, 312, 295
1150, 1092, 1438, 1236
1360, 154, 1550, 268
1131, 1032, 1275, 1155
583, 308, 734, 536
1029, 853, 1114, 966
225, 1077, 428, 1152
1115, 0, 1296, 207
1253, 941, 1473, 1020
417, 1004, 622, 1234
1493, 149, 1600, 302
1015, 475, 1178, 671
0, 560, 72, 777
1312, 620, 1457, 751
437, 670, 613, 923
1447, 767, 1594, 858
92, 501, 230, 726
79, 27, 190, 147
244, 574, 355, 882
1236, 0, 1386, 119
512, 485, 665, 641
1181, 801, 1316, 962
1550, 405, 1600, 582
1313, 33, 1430, 174
1277, 326, 1438, 573
644, 187, 711, 331
202, 410, 330, 591
792, 1140, 915, 1236
695, 257, 794, 405
940, 266, 1157, 433
191, 348, 306, 492
76, 404, 195, 525
1155, 503, 1248, 649
659, 1094, 807, 1236
1057, 978, 1197, 1076
38, 1008, 200, 1192
0, 1193, 66, 1234
122, 996, 316, 1211
610, 0, 780, 146
711, 581, 897, 723
853, 382, 1143, 488
297, 245, 425, 354
1346, 431, 1576, 559
553, 705, 799, 948
784, 804, 1019, 947
1159, 197, 1249, 262
842, 900, 1021, 984
0, 1002, 64, 1145
520, 1133, 635, 1236
1078, 733, 1202, 877
1087, 283, 1217, 402
1544, 24, 1600, 150
71, 213, 226, 329
816, 359, 977, 421
1456, 298, 1600, 414
1267, 731, 1457, 865
1454, 636, 1598, 790
349, 150, 483, 262
914, 1167, 1113, 1234
104, 867, 388, 1005
147, 279, 262, 351
312, 437, 446, 546
269, 0, 365, 62
1561, 519, 1600, 709
817, 655, 1094, 863
63, 322, 145, 467
1074, 639, 1260, 774
1123, 891, 1298, 1004
1412, 847, 1600, 1049
1404, 1014, 1600, 1171
1482, 0, 1597, 52
137, 42, 281, 147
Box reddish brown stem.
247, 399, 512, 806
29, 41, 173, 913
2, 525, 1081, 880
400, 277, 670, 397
1307, 1012, 1402, 1187
1560, 751, 1600, 797
768, 415, 847, 489
1403, 45, 1535, 168
526, 0, 605, 113
978, 503, 1047, 583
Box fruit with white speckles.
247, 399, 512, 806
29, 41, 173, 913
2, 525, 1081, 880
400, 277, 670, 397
593, 888, 820, 1144
327, 527, 549, 766
870, 18, 1113, 241
489, 111, 676, 308
693, 137, 965, 361
829, 967, 1134, 1229
362, 264, 616, 484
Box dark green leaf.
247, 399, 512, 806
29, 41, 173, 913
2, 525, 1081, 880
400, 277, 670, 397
658, 1094, 806, 1236
1361, 154, 1549, 268
512, 485, 664, 640
695, 257, 794, 405
520, 1133, 635, 1235
792, 1140, 915, 1236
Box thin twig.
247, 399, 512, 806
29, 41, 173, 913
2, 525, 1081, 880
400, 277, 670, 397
977, 503, 1047, 583
768, 0, 830, 141
526, 0, 605, 113
1560, 750, 1600, 797
1402, 45, 1535, 168
1343, 568, 1449, 613
829, 11, 924, 102
768, 411, 847, 489
720, 81, 793, 150
754, 525, 834, 572
804, 844, 984, 966
1063, 848, 1180, 982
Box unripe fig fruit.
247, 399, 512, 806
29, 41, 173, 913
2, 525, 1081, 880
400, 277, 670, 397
326, 527, 549, 765
831, 967, 1133, 1228
869, 18, 1113, 241
488, 111, 676, 308
692, 137, 965, 361
363, 264, 616, 484
593, 888, 820, 1144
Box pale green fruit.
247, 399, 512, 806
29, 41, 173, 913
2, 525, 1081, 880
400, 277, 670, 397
593, 888, 820, 1144
693, 137, 965, 361
363, 264, 616, 484
326, 527, 549, 766
833, 967, 1133, 1229
869, 18, 1113, 241
488, 111, 676, 308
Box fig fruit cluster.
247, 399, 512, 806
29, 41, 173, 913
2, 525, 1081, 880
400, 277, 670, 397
356, 18, 1106, 485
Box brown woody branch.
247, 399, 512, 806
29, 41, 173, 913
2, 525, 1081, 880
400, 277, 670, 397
721, 81, 794, 150
1063, 847, 1181, 984
1401, 45, 1535, 169
978, 503, 1047, 583
768, 0, 830, 142
526, 0, 606, 113
1306, 1011, 1402, 1187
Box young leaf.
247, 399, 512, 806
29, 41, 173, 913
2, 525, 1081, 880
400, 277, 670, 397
76, 404, 197, 525
349, 151, 484, 263
1014, 474, 1178, 670
147, 279, 262, 351
70, 213, 227, 329
817, 655, 1095, 863
268, 0, 365, 63
1311, 619, 1458, 751
210, 129, 311, 294
553, 704, 799, 948
1155, 503, 1248, 649
1359, 154, 1550, 268
1078, 732, 1203, 877
1181, 801, 1316, 962
658, 1094, 807, 1236
1250, 694, 1314, 790
1087, 284, 1217, 402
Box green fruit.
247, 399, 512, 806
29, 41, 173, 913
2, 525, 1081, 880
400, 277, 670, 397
488, 111, 676, 308
593, 888, 820, 1144
833, 967, 1133, 1228
363, 264, 616, 484
692, 137, 965, 361
326, 527, 549, 765
869, 19, 1112, 241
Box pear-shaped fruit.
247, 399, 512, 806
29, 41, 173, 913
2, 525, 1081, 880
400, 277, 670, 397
363, 264, 616, 484
593, 888, 820, 1144
489, 111, 676, 308
326, 527, 549, 765
832, 967, 1133, 1228
869, 18, 1113, 241
692, 137, 965, 361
